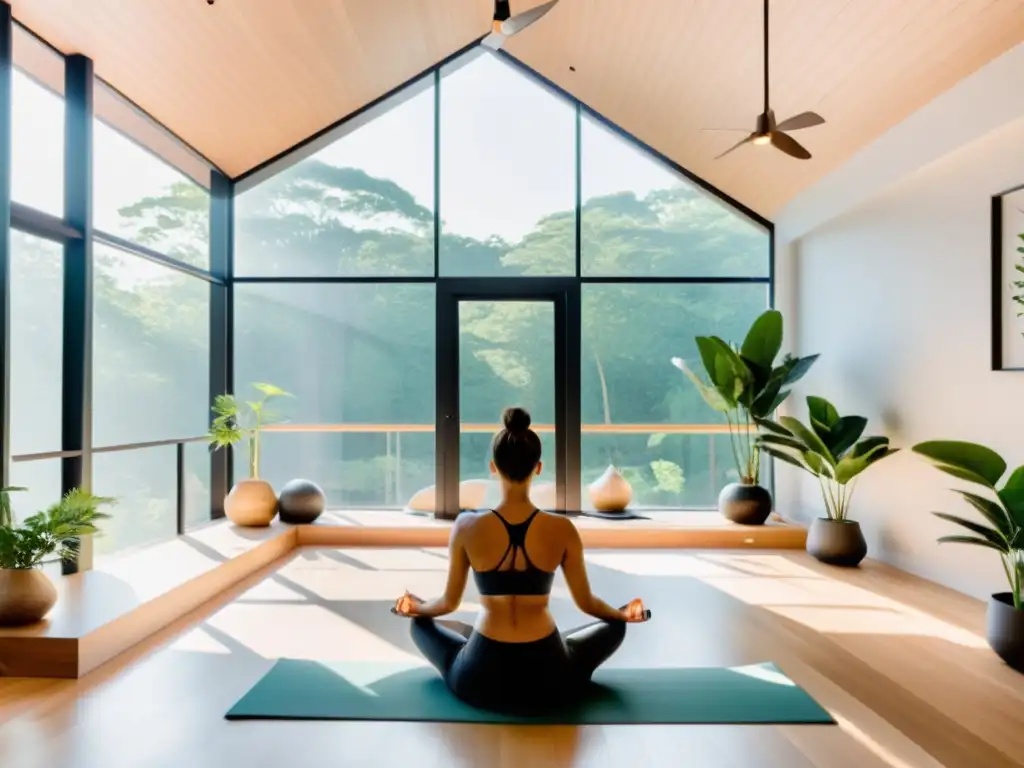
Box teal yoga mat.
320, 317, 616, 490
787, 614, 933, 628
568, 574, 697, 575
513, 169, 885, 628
226, 660, 834, 725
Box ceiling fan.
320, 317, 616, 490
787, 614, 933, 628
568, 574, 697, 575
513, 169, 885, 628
707, 0, 824, 160
482, 0, 560, 51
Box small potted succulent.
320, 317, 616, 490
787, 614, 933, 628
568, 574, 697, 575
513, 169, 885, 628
209, 382, 292, 527
0, 486, 113, 626
674, 309, 818, 524
756, 396, 897, 565
912, 441, 1024, 672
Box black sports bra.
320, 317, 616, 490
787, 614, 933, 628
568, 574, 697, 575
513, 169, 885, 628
473, 509, 556, 597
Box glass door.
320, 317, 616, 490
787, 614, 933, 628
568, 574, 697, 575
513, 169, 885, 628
436, 280, 580, 518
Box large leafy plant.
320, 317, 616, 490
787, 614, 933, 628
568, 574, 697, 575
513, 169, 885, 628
756, 396, 897, 521
209, 382, 293, 479
673, 309, 818, 484
912, 441, 1024, 610
0, 488, 113, 570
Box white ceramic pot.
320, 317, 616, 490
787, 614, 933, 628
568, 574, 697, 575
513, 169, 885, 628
588, 465, 632, 512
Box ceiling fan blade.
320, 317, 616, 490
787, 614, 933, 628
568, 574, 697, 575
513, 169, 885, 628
770, 130, 812, 160
714, 134, 756, 160
502, 0, 560, 36
481, 31, 506, 50
775, 111, 825, 132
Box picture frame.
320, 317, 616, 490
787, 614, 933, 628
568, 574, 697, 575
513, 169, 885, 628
991, 183, 1024, 371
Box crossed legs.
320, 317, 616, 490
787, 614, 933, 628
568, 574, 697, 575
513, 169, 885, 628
409, 616, 625, 686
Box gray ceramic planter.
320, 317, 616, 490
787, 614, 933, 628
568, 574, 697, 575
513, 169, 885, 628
987, 593, 1024, 672
806, 518, 867, 567
719, 483, 772, 526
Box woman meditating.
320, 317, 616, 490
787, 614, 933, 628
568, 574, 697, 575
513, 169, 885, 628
393, 407, 649, 714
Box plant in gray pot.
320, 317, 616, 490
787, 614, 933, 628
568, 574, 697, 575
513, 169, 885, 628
911, 441, 1024, 672
756, 396, 897, 565
673, 309, 818, 525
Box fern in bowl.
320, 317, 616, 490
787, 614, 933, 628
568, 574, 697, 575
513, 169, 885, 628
0, 487, 113, 626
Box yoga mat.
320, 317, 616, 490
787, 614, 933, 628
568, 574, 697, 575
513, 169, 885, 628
226, 660, 834, 725
578, 510, 649, 521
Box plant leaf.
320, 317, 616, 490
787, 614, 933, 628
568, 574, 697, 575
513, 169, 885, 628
757, 433, 809, 452
912, 441, 1006, 487
251, 382, 292, 398
778, 416, 835, 466
955, 490, 1013, 537
740, 309, 783, 370
806, 396, 839, 430
747, 372, 783, 418
678, 361, 733, 412
925, 461, 997, 489
827, 416, 869, 458
754, 417, 792, 436
997, 465, 1024, 529
936, 534, 1006, 552
647, 433, 667, 448
760, 444, 819, 474
835, 443, 893, 484
932, 511, 1009, 550
778, 354, 819, 387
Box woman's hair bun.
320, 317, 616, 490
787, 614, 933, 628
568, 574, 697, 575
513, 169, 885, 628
501, 406, 532, 433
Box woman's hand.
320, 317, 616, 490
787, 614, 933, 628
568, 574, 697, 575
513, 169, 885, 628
394, 591, 424, 617
620, 597, 649, 623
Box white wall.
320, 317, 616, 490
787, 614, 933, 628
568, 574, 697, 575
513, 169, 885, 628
774, 44, 1024, 600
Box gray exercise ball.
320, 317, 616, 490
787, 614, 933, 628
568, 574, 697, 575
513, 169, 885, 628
278, 478, 326, 524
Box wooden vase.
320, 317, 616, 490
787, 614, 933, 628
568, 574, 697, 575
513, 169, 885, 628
0, 568, 58, 626
224, 478, 278, 527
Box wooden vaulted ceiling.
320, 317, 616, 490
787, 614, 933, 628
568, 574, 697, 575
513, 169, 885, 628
10, 0, 1024, 217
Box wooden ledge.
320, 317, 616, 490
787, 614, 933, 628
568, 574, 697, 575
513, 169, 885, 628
0, 511, 804, 679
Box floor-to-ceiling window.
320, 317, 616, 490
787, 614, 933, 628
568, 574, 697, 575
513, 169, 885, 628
89, 82, 215, 554
6, 25, 218, 560
578, 115, 770, 509
7, 29, 67, 516
234, 77, 437, 509
233, 47, 771, 514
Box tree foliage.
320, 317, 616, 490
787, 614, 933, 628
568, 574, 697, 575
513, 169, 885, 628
14, 141, 769, 540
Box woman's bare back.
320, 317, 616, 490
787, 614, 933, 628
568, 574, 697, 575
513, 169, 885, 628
462, 506, 569, 642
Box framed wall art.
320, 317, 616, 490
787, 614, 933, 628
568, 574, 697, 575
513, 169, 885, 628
992, 184, 1024, 371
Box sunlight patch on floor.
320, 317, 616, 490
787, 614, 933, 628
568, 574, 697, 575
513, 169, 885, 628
273, 562, 451, 602
331, 548, 450, 571
702, 576, 894, 608
731, 664, 797, 687
699, 554, 825, 578
766, 606, 988, 648
585, 553, 740, 578
833, 710, 933, 768
205, 603, 422, 663
168, 627, 233, 655
235, 577, 309, 602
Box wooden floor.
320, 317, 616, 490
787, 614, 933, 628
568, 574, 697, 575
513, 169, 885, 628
1, 548, 1022, 767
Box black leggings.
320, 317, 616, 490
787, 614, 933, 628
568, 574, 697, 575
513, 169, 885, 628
410, 616, 626, 714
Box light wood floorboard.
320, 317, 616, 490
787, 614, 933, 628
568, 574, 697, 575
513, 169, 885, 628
1, 549, 1021, 768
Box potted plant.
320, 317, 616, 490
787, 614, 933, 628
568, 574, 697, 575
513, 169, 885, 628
209, 382, 293, 527
756, 396, 897, 565
911, 441, 1024, 672
0, 487, 113, 626
673, 309, 818, 524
